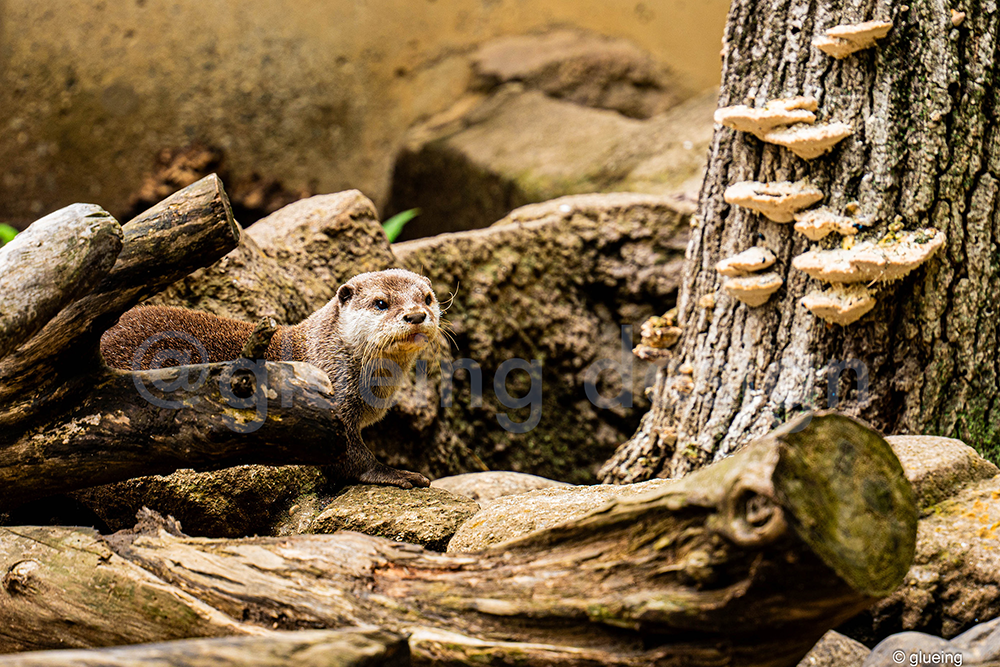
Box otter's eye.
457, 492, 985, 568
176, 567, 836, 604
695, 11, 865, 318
374, 299, 388, 311
425, 294, 432, 305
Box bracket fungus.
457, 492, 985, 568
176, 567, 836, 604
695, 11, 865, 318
801, 284, 877, 326
724, 180, 824, 223
793, 208, 870, 241
714, 97, 817, 138
813, 20, 893, 59
716, 246, 776, 277
723, 272, 783, 307
634, 312, 682, 366
792, 228, 945, 283
762, 122, 854, 160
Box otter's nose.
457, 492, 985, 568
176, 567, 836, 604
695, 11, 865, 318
403, 310, 427, 324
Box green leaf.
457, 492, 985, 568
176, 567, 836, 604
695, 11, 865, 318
382, 209, 420, 243
0, 224, 17, 246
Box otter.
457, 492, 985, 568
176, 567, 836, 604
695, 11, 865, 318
100, 268, 439, 489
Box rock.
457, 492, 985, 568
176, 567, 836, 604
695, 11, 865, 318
470, 29, 685, 119
431, 471, 571, 506
391, 192, 689, 484
303, 485, 480, 551
864, 617, 1000, 667
797, 631, 870, 667
71, 466, 326, 538
446, 478, 674, 552
387, 85, 715, 239
246, 191, 400, 310
887, 435, 999, 510
839, 473, 1000, 645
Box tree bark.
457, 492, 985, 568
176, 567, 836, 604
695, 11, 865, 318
603, 0, 1000, 482
0, 414, 917, 667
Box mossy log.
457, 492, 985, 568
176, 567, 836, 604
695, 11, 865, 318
0, 176, 366, 512
0, 414, 916, 666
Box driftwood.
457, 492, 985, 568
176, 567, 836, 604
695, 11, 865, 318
0, 414, 917, 666
0, 176, 367, 511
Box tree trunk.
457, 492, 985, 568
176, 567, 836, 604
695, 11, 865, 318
603, 0, 1000, 483
0, 414, 917, 667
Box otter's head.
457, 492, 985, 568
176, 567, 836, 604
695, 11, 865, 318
335, 269, 441, 371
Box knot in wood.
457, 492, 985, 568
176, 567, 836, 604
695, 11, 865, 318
2, 559, 40, 595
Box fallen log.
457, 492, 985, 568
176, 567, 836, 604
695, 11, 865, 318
0, 629, 409, 667
0, 414, 917, 666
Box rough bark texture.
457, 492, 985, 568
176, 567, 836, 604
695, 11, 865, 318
604, 0, 1000, 482
0, 414, 917, 667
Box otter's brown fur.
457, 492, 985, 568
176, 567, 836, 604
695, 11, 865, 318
100, 268, 440, 488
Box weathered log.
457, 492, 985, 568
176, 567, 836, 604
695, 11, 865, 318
0, 204, 122, 360
0, 361, 358, 509
0, 414, 917, 666
0, 174, 239, 423
0, 629, 409, 667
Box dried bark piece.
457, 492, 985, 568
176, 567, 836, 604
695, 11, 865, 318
763, 122, 854, 160
714, 97, 818, 138
813, 20, 893, 59
794, 208, 869, 241
716, 246, 776, 277
801, 284, 877, 325
723, 272, 783, 307
724, 180, 824, 223
792, 229, 945, 283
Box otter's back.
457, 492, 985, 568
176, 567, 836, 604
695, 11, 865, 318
100, 306, 271, 370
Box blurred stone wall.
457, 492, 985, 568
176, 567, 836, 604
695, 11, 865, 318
0, 0, 727, 227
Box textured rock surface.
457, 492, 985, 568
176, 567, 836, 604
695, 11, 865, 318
1, 2, 728, 228
303, 485, 480, 551
797, 631, 870, 667
431, 471, 571, 506
388, 86, 715, 239
72, 466, 326, 538
470, 29, 686, 119
888, 435, 999, 511
392, 192, 690, 483
447, 478, 673, 552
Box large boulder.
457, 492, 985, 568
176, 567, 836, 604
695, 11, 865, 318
387, 84, 715, 239
390, 192, 690, 483
469, 29, 687, 120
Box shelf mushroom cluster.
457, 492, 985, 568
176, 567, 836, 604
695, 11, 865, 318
710, 17, 945, 325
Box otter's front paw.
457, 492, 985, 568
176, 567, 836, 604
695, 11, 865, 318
359, 465, 430, 489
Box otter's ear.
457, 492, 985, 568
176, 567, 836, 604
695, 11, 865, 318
337, 283, 354, 304
418, 274, 432, 286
